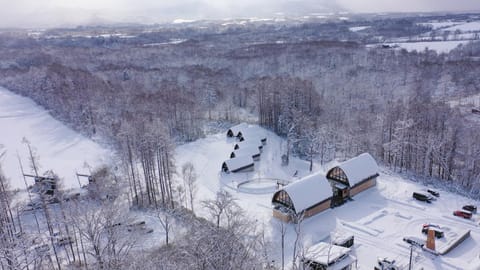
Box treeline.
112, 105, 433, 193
0, 24, 479, 197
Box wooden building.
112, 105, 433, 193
326, 153, 379, 207
234, 141, 263, 151
302, 242, 357, 270
237, 130, 267, 145
272, 171, 332, 222
226, 123, 248, 137
222, 156, 254, 173
230, 146, 261, 161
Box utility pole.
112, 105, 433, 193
408, 244, 413, 270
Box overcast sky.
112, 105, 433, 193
1, 0, 480, 28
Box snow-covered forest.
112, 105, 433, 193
1, 13, 479, 194
1, 11, 480, 270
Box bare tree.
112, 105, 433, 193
291, 213, 305, 270
201, 190, 239, 229
181, 162, 197, 213
274, 220, 288, 270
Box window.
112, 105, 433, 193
327, 167, 349, 185
273, 190, 294, 210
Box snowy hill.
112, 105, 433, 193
0, 86, 110, 190
175, 125, 480, 269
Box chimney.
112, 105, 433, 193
426, 229, 435, 250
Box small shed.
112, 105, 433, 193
222, 156, 254, 173
226, 123, 248, 137
326, 153, 378, 207
234, 141, 263, 151
230, 146, 261, 161
272, 171, 332, 222
302, 242, 357, 270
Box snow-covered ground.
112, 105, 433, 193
2, 86, 479, 269
444, 21, 480, 32
0, 87, 110, 190
349, 26, 370, 32
418, 21, 462, 30
385, 40, 470, 53
175, 125, 480, 269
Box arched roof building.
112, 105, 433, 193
272, 171, 332, 222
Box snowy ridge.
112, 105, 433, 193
0, 87, 110, 190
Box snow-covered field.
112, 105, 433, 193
385, 40, 470, 53
175, 125, 480, 269
444, 21, 480, 32
0, 87, 110, 190
419, 21, 462, 30
349, 26, 370, 32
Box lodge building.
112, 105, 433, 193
272, 153, 379, 222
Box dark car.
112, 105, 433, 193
412, 192, 433, 203
374, 257, 399, 270
462, 205, 477, 214
421, 226, 444, 238
427, 189, 440, 197
453, 210, 472, 219
403, 236, 424, 247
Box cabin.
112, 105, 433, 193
272, 171, 332, 222
326, 153, 378, 207
230, 146, 261, 161
222, 156, 254, 173
234, 141, 263, 151
226, 123, 248, 137
302, 242, 357, 270
237, 129, 267, 145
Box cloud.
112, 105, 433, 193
336, 0, 480, 13
0, 0, 479, 28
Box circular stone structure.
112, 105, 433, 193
236, 178, 290, 194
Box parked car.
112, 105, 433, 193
402, 236, 424, 247
427, 189, 440, 197
374, 257, 400, 270
462, 205, 477, 214
412, 192, 433, 203
453, 210, 472, 219
421, 225, 444, 238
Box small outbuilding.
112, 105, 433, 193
272, 171, 332, 222
226, 123, 248, 137
302, 242, 357, 270
222, 156, 254, 173
326, 153, 378, 207
230, 146, 261, 161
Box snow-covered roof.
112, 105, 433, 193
227, 123, 248, 136
232, 146, 260, 158
239, 127, 267, 141
303, 242, 352, 266
335, 153, 378, 187
223, 156, 254, 172
235, 140, 262, 149
280, 171, 332, 213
